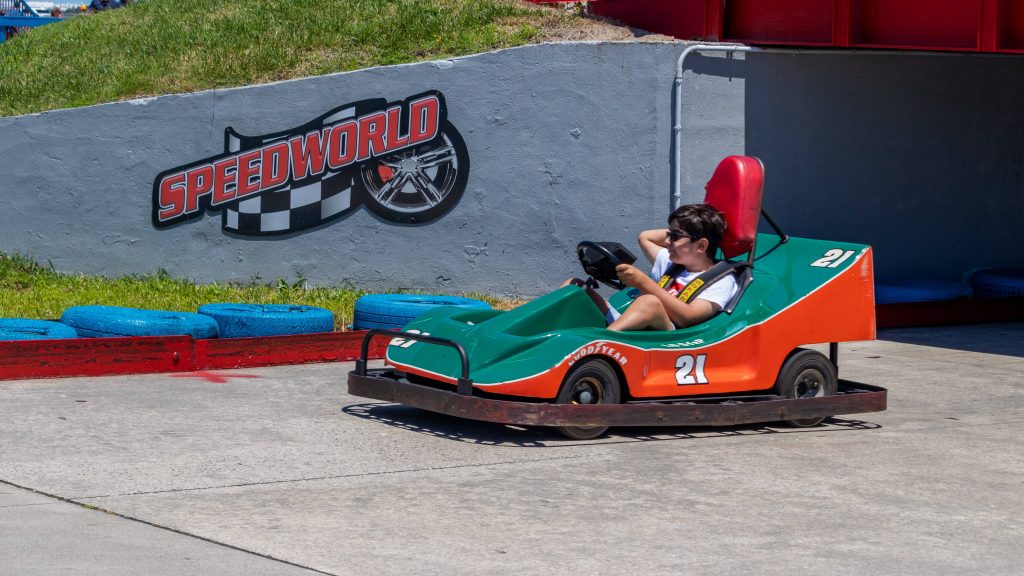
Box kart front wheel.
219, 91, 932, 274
774, 349, 837, 427
554, 359, 622, 440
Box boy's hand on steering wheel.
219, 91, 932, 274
615, 263, 647, 289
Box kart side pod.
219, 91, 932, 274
348, 330, 887, 431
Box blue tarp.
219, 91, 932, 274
1, 15, 60, 41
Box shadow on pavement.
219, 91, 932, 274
342, 403, 881, 447
878, 321, 1024, 358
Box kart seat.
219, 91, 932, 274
701, 156, 765, 313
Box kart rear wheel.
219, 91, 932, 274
554, 359, 621, 440
774, 349, 837, 427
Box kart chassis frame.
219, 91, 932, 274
349, 330, 887, 429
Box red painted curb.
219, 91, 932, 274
196, 331, 384, 370
0, 330, 387, 381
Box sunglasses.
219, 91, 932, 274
666, 229, 697, 242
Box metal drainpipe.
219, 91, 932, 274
672, 43, 759, 211
672, 44, 969, 210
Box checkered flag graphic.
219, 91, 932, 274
219, 103, 374, 236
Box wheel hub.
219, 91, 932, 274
572, 377, 603, 405
794, 368, 825, 398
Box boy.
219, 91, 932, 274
606, 203, 738, 331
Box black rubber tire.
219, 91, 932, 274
554, 358, 622, 440
773, 349, 837, 427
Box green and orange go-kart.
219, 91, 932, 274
348, 156, 886, 439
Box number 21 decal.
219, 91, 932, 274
675, 354, 708, 385
389, 329, 429, 348
811, 249, 855, 268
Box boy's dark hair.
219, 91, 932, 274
668, 203, 727, 257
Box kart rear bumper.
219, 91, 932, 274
346, 368, 887, 428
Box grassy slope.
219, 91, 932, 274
0, 0, 578, 320
0, 0, 570, 117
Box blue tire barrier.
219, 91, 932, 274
0, 319, 79, 341
969, 269, 1024, 298
874, 281, 970, 305
353, 294, 491, 330
61, 306, 219, 339
197, 303, 334, 338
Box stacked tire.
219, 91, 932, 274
5, 293, 490, 341
61, 306, 219, 338
874, 281, 969, 305
969, 269, 1024, 298
353, 294, 491, 330
0, 319, 78, 341
198, 303, 334, 338
59, 303, 337, 339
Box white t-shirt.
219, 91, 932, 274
604, 249, 740, 325
649, 248, 739, 311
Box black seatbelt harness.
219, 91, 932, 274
656, 260, 738, 303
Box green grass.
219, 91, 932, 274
0, 253, 517, 329
0, 0, 575, 117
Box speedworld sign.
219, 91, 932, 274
152, 90, 469, 235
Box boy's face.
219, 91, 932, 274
666, 227, 710, 268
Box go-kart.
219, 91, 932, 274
348, 156, 886, 439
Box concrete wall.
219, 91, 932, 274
0, 42, 743, 297
2, 42, 1021, 297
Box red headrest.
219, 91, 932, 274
703, 156, 764, 259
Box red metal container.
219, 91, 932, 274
589, 0, 1024, 54
849, 0, 981, 51
721, 0, 835, 45
997, 0, 1024, 52
591, 0, 712, 41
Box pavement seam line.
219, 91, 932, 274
855, 351, 1024, 375
0, 478, 337, 576
69, 453, 587, 500
872, 419, 1024, 433
0, 502, 63, 509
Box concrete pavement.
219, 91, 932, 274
0, 483, 319, 575
1, 322, 1022, 575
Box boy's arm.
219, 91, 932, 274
637, 229, 669, 264
615, 264, 719, 327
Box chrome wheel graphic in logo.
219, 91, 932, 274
360, 125, 468, 224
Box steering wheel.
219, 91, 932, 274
576, 241, 638, 290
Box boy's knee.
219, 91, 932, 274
632, 294, 663, 313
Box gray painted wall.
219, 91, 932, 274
744, 51, 1024, 282
2, 42, 1021, 297
0, 42, 742, 298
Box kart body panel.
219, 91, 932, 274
383, 234, 875, 400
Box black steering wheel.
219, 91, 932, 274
576, 241, 638, 290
